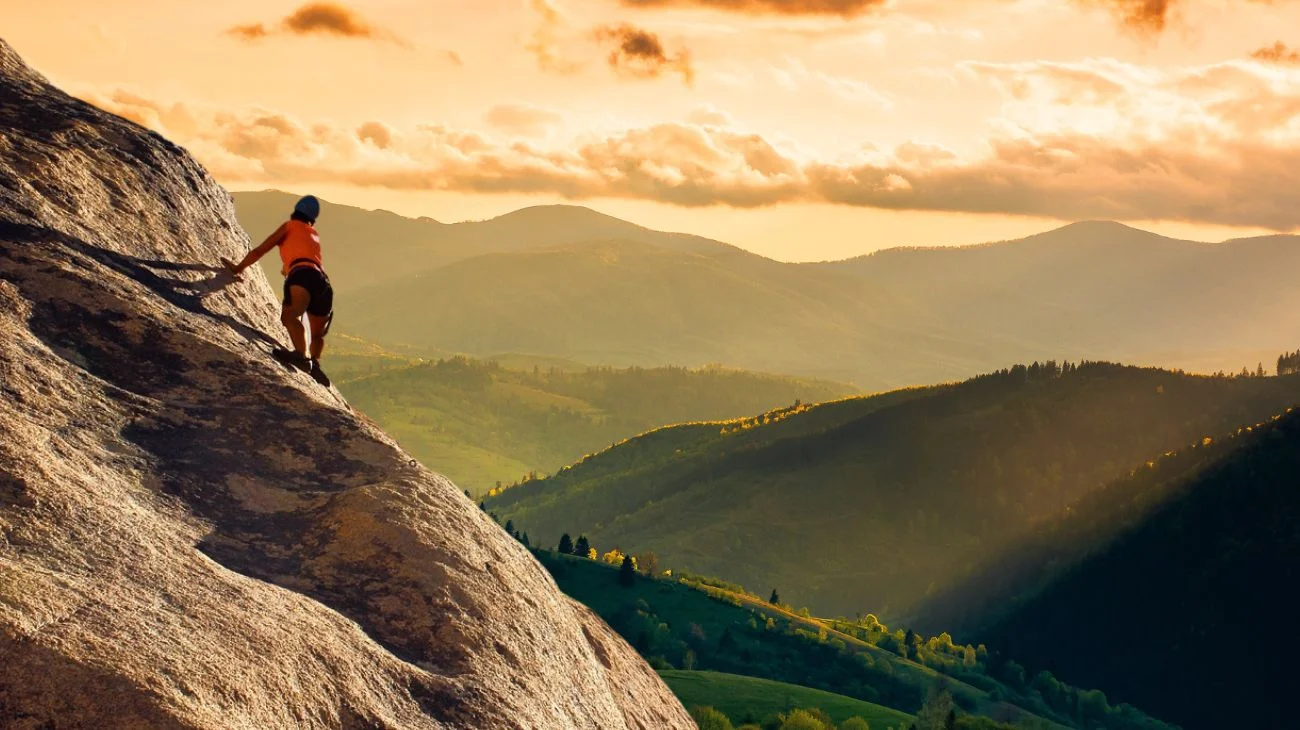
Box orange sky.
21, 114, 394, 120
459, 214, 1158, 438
3, 0, 1299, 260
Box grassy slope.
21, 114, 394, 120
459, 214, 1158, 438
488, 364, 1300, 619
660, 670, 913, 728
332, 354, 856, 496
533, 550, 1157, 729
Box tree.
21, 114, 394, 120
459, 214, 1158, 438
769, 589, 780, 605
504, 520, 514, 536
619, 555, 637, 587
904, 629, 918, 659
520, 532, 530, 548
574, 535, 590, 557
838, 719, 870, 730
636, 550, 659, 576
780, 709, 829, 730
689, 706, 734, 730
558, 533, 574, 555
915, 689, 954, 730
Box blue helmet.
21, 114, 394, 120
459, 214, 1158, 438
293, 195, 321, 221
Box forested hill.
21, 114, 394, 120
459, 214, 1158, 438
334, 354, 854, 495
485, 362, 1300, 620
913, 408, 1300, 730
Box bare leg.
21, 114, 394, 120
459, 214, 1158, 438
281, 286, 310, 357
307, 313, 329, 361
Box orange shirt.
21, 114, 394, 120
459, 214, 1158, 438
277, 220, 323, 276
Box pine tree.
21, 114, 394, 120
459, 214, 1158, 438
558, 533, 574, 555
575, 535, 590, 557
769, 589, 780, 605
521, 532, 530, 547
504, 519, 514, 536
619, 555, 636, 587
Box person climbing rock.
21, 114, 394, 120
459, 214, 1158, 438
223, 195, 334, 387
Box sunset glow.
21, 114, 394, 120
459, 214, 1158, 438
5, 0, 1298, 258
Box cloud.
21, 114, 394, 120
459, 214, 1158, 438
357, 121, 393, 149
619, 0, 887, 16
1253, 41, 1300, 65
79, 59, 1300, 230
226, 3, 398, 43
593, 24, 695, 85
686, 105, 735, 126
526, 0, 583, 73
484, 104, 565, 137
526, 1, 695, 84
228, 24, 271, 41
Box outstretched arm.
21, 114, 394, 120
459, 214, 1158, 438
226, 224, 288, 276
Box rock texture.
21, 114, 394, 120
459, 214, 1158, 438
0, 39, 693, 730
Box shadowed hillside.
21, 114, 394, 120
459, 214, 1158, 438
911, 408, 1300, 730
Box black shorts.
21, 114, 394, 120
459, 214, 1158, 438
283, 266, 334, 318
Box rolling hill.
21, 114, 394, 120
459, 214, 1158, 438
528, 547, 1171, 729
485, 362, 1300, 620
333, 353, 855, 495
234, 193, 1300, 390
909, 408, 1300, 730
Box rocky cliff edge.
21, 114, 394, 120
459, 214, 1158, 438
0, 39, 693, 730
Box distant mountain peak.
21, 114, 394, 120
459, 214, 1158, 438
488, 203, 646, 228
1052, 219, 1140, 233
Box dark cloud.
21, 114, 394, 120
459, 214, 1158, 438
1081, 0, 1281, 34
594, 25, 695, 85
226, 3, 396, 43
1252, 41, 1300, 64
619, 0, 886, 16
1089, 0, 1176, 32
281, 3, 377, 37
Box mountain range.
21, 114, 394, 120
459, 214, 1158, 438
234, 191, 1300, 390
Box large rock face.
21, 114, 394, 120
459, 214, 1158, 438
0, 40, 693, 730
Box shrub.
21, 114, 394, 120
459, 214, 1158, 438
690, 706, 735, 730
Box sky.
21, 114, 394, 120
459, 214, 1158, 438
3, 0, 1300, 261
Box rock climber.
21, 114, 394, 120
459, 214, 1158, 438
223, 194, 334, 387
